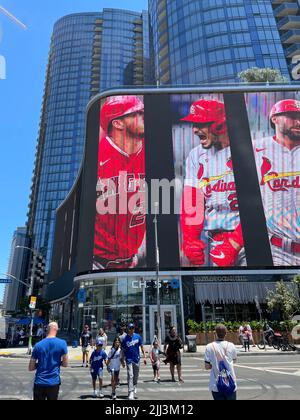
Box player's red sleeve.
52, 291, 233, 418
181, 186, 205, 266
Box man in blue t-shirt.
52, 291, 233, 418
29, 322, 68, 400
121, 323, 146, 400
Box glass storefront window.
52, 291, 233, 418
79, 276, 183, 344
200, 302, 259, 323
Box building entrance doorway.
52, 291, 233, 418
149, 305, 177, 344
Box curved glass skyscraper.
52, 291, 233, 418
149, 0, 290, 84
27, 10, 152, 273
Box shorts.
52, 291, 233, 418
109, 369, 120, 379
152, 364, 160, 372
82, 346, 91, 354
91, 367, 103, 380
33, 384, 60, 401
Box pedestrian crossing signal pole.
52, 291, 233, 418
16, 245, 43, 355
154, 202, 162, 345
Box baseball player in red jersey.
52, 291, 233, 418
210, 98, 300, 266
93, 96, 146, 270
180, 99, 245, 266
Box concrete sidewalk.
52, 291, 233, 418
0, 344, 299, 360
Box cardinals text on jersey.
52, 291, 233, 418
254, 137, 300, 265
184, 145, 241, 232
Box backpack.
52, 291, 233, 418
216, 360, 236, 396
212, 343, 236, 396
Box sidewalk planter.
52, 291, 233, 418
194, 332, 242, 345
187, 319, 300, 346
193, 331, 261, 345
193, 331, 300, 346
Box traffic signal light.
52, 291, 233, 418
30, 253, 46, 286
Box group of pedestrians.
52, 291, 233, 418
79, 323, 184, 400
28, 320, 239, 401
79, 323, 147, 400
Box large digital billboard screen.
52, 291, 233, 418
93, 96, 147, 270
78, 87, 300, 273
172, 91, 300, 268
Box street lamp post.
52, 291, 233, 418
255, 295, 265, 350
16, 245, 40, 355
153, 202, 162, 345
1, 273, 29, 289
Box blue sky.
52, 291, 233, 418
0, 0, 148, 302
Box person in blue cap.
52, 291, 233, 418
89, 339, 108, 398
121, 323, 147, 400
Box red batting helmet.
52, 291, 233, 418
100, 95, 144, 132
270, 99, 300, 128
181, 99, 227, 136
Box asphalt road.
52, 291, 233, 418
0, 355, 300, 400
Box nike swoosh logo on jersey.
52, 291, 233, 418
256, 148, 266, 153
100, 159, 111, 166
211, 251, 225, 259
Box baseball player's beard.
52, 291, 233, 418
284, 128, 300, 142
126, 127, 144, 139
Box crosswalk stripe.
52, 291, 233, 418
61, 378, 266, 389
0, 395, 30, 400
142, 385, 293, 393
236, 363, 300, 377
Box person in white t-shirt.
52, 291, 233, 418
107, 337, 122, 400
96, 328, 108, 349
204, 324, 237, 400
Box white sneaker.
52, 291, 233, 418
93, 390, 98, 398
128, 391, 135, 400
99, 391, 104, 398
134, 387, 138, 399
111, 393, 117, 400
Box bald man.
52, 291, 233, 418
29, 322, 68, 401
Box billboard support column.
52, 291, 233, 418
154, 202, 162, 345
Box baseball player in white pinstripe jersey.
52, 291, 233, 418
210, 99, 300, 267
180, 99, 246, 267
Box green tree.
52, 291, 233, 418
293, 273, 300, 291
266, 280, 300, 320
238, 67, 288, 83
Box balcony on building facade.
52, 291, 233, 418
272, 0, 296, 5
277, 15, 300, 30
281, 28, 300, 43
284, 42, 300, 57
273, 2, 298, 17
